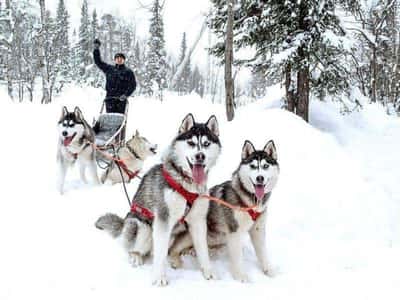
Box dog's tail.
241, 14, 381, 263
95, 213, 124, 238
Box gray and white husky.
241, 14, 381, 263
57, 106, 100, 194
96, 113, 221, 286
101, 130, 157, 184
169, 140, 279, 282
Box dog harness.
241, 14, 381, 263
116, 159, 139, 181
247, 209, 261, 221
130, 166, 199, 224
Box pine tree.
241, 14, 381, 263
78, 0, 90, 80
55, 0, 71, 85
143, 0, 168, 99
209, 0, 359, 122
175, 32, 192, 94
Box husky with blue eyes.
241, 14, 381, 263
95, 113, 221, 286
169, 140, 279, 282
57, 106, 99, 194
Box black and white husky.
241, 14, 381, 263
96, 113, 221, 286
57, 106, 99, 194
169, 140, 279, 282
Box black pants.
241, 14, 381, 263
105, 98, 127, 114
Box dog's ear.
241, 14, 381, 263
179, 113, 195, 134
60, 106, 68, 121
263, 140, 277, 160
74, 106, 83, 122
206, 115, 219, 137
242, 140, 256, 160
134, 129, 140, 137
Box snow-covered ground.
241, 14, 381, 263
0, 86, 399, 300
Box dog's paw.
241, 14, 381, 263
232, 272, 250, 283
129, 252, 144, 267
152, 275, 169, 287
169, 255, 183, 269
263, 266, 276, 277
202, 268, 218, 280
181, 248, 196, 257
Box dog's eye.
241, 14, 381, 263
69, 123, 75, 128
250, 165, 257, 169
187, 141, 196, 147
203, 141, 210, 147
263, 164, 269, 170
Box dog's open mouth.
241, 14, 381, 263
187, 158, 206, 185
254, 184, 265, 201
63, 133, 76, 147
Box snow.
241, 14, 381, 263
0, 85, 400, 299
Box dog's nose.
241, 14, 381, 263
256, 175, 264, 184
62, 131, 68, 137
195, 152, 205, 163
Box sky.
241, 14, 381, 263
46, 0, 211, 58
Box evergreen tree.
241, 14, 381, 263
209, 0, 359, 121
175, 32, 192, 94
143, 0, 168, 99
78, 0, 90, 79
55, 0, 71, 84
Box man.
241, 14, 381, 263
93, 39, 136, 114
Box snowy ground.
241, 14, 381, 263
0, 86, 399, 300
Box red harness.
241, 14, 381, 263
247, 209, 261, 221
116, 159, 139, 181
161, 166, 199, 205
130, 166, 199, 223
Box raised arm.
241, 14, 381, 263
93, 39, 111, 73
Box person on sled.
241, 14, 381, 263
93, 38, 136, 114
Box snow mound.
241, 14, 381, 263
0, 87, 399, 299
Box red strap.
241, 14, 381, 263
247, 209, 261, 221
162, 166, 199, 205
131, 203, 154, 220
116, 159, 139, 180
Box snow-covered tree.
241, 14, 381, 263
143, 0, 168, 99
78, 0, 90, 79
174, 32, 192, 94
55, 0, 71, 86
209, 0, 359, 121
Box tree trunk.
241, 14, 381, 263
371, 46, 377, 103
297, 66, 309, 122
285, 64, 295, 112
38, 0, 50, 104
225, 0, 235, 121
296, 2, 310, 122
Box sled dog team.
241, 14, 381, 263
58, 106, 280, 286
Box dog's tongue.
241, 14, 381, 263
63, 136, 74, 147
255, 185, 265, 200
192, 164, 206, 185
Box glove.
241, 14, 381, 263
94, 39, 101, 49
119, 94, 127, 102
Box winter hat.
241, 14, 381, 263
114, 53, 126, 60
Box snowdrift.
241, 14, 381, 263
0, 86, 399, 300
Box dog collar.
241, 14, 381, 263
126, 143, 142, 160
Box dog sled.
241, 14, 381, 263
94, 99, 129, 150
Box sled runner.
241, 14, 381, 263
94, 99, 129, 149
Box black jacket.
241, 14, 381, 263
93, 49, 136, 99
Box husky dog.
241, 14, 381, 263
57, 106, 100, 194
96, 113, 221, 286
169, 140, 279, 282
101, 130, 157, 184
